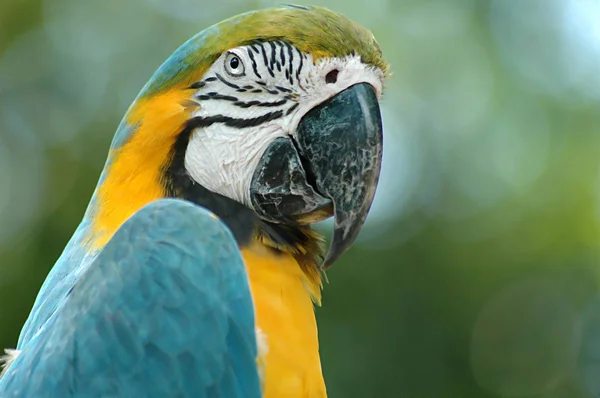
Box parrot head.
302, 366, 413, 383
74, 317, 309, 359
90, 5, 388, 270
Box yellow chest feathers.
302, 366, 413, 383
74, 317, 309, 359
241, 244, 327, 398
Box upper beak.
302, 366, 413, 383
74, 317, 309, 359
250, 83, 383, 268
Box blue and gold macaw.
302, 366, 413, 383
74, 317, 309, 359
0, 5, 387, 397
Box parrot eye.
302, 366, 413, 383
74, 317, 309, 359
224, 52, 245, 77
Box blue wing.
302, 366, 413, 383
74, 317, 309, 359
0, 199, 261, 398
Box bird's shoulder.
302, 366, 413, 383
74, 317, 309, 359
1, 199, 261, 398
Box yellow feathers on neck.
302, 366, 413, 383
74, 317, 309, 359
242, 243, 327, 398
88, 87, 196, 249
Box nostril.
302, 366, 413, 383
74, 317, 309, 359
325, 69, 339, 84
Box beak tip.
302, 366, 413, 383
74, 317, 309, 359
320, 222, 360, 269
297, 83, 383, 270
322, 251, 338, 270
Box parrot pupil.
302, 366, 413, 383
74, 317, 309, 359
230, 57, 240, 70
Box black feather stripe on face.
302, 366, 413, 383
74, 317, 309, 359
162, 112, 321, 261
162, 117, 258, 246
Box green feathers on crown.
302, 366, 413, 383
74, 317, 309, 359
142, 5, 388, 96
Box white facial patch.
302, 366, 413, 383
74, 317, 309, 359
185, 121, 285, 206
184, 42, 385, 207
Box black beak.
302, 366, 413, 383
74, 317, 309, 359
250, 83, 383, 268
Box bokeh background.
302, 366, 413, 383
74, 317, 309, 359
1, 0, 599, 397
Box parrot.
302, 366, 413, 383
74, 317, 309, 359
0, 5, 388, 398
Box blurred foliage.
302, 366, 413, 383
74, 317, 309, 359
0, 0, 599, 397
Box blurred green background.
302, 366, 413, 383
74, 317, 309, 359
1, 0, 599, 397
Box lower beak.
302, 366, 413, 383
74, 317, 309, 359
250, 83, 383, 268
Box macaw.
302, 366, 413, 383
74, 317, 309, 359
0, 5, 387, 397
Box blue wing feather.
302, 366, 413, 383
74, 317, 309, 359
0, 199, 261, 398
